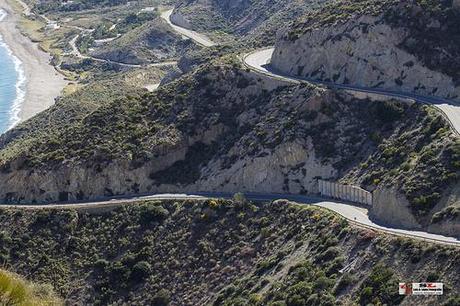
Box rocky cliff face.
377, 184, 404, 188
271, 0, 460, 101
371, 188, 422, 230
268, 0, 460, 237
0, 65, 338, 203
371, 184, 460, 238
0, 56, 458, 236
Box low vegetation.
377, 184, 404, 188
0, 199, 458, 305
347, 104, 459, 217
0, 269, 61, 305
174, 0, 329, 45
0, 57, 458, 220
90, 18, 196, 65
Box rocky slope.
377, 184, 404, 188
0, 57, 458, 236
172, 0, 330, 44
271, 0, 460, 102
269, 0, 460, 236
90, 18, 197, 65
0, 199, 459, 305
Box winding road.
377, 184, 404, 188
160, 9, 216, 47
16, 1, 178, 69
4, 4, 459, 246
64, 7, 216, 68
243, 48, 460, 135
2, 192, 459, 246
67, 32, 177, 68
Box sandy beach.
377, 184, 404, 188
0, 0, 67, 124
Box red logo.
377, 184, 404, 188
399, 283, 412, 295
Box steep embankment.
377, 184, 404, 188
172, 0, 330, 44
0, 199, 459, 305
271, 0, 460, 101
268, 0, 460, 236
91, 18, 197, 65
0, 56, 458, 236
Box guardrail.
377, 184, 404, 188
318, 179, 373, 206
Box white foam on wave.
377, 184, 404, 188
0, 9, 26, 130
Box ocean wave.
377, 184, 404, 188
0, 9, 26, 130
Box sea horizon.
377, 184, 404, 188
0, 8, 25, 134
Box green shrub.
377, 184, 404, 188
334, 273, 355, 294
412, 193, 441, 213
151, 289, 171, 306
132, 261, 152, 281
139, 204, 168, 224
372, 101, 404, 124
233, 193, 247, 204
256, 258, 277, 275
358, 264, 402, 305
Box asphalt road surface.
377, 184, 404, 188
2, 10, 458, 246
2, 192, 459, 246
244, 48, 460, 135
161, 9, 216, 47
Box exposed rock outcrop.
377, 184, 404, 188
191, 140, 336, 194
0, 134, 197, 203
427, 186, 460, 238
428, 219, 460, 239
0, 58, 458, 238
170, 11, 192, 29
371, 188, 422, 230
271, 0, 460, 102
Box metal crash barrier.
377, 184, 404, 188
318, 179, 372, 206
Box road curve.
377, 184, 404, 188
15, 0, 178, 69
6, 7, 459, 246
67, 33, 177, 68
243, 48, 460, 135
160, 9, 216, 47
1, 192, 459, 246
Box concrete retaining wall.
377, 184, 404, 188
318, 180, 372, 206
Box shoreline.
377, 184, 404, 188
0, 0, 68, 127
0, 8, 24, 129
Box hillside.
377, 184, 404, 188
271, 0, 460, 102
0, 199, 459, 305
0, 269, 61, 305
267, 0, 460, 236
0, 1, 459, 305
0, 57, 458, 237
172, 0, 331, 44
90, 18, 197, 65
13, 0, 180, 84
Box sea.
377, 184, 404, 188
0, 9, 25, 134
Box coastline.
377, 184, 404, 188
0, 0, 68, 127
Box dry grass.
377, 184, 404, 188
0, 269, 62, 306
